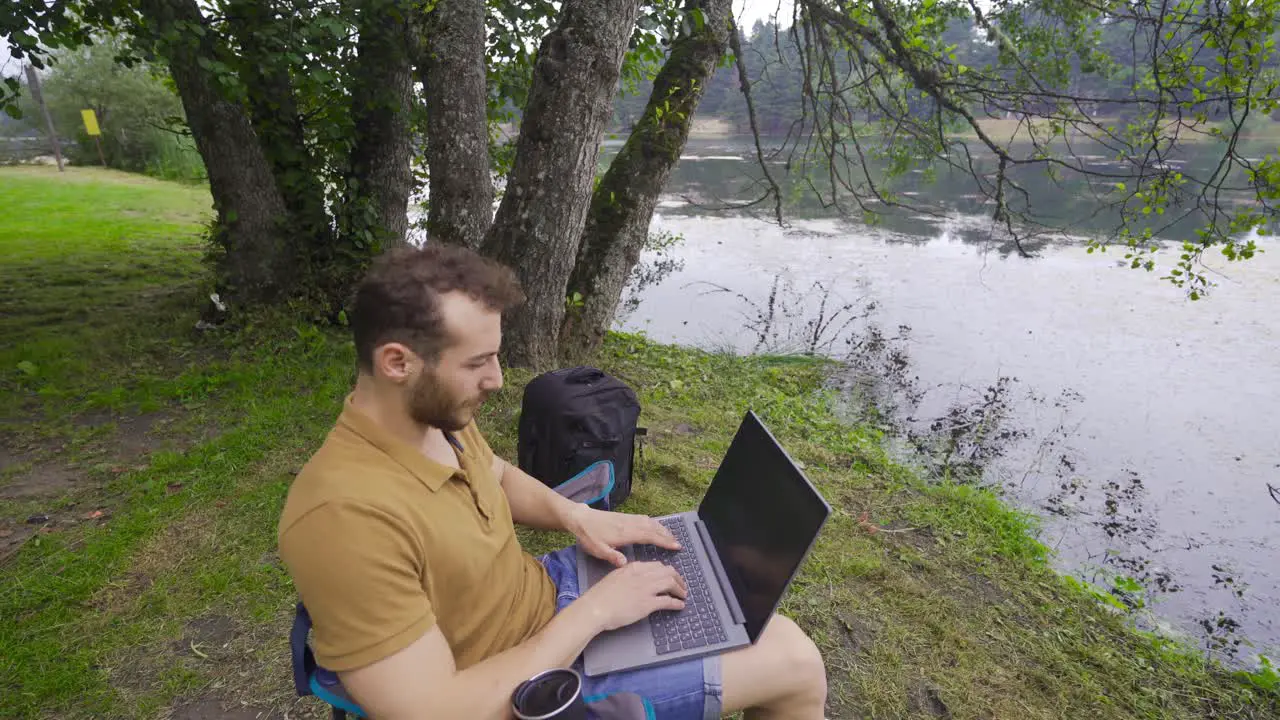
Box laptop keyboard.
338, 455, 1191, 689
633, 517, 728, 654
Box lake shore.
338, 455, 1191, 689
1, 166, 1276, 718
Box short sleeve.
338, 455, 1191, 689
279, 500, 435, 671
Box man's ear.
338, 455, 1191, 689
372, 342, 418, 384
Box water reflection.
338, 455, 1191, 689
617, 140, 1280, 663
611, 136, 1279, 253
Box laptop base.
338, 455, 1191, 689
578, 511, 750, 677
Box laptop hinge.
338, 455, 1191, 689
694, 519, 746, 626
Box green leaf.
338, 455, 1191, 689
1088, 586, 1127, 611
17, 361, 38, 376
1113, 576, 1143, 594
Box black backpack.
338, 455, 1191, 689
517, 366, 644, 510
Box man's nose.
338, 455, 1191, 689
482, 358, 504, 392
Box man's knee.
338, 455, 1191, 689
721, 614, 828, 717
769, 615, 827, 698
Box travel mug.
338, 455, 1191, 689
510, 667, 587, 720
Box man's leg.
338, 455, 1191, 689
720, 615, 827, 719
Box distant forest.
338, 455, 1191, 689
611, 17, 1280, 135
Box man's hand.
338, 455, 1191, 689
564, 505, 682, 567
578, 561, 688, 632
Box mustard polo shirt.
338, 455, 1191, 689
278, 396, 557, 672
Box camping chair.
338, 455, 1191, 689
290, 602, 366, 719
287, 461, 616, 719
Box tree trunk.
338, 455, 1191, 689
343, 0, 416, 249
481, 0, 645, 370
138, 0, 292, 306
224, 0, 331, 251
420, 0, 493, 250
561, 0, 734, 360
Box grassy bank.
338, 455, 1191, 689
1, 166, 1276, 719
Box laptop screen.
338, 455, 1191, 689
697, 411, 831, 642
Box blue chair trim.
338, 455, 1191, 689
310, 672, 367, 718
583, 692, 656, 720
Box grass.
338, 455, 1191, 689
0, 165, 1277, 719
141, 134, 208, 184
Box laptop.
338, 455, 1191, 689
577, 410, 831, 676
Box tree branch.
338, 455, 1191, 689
729, 18, 786, 226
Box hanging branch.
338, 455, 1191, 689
729, 18, 786, 226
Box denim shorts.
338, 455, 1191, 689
539, 547, 724, 720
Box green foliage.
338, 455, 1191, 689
489, 0, 690, 162
13, 37, 205, 182
621, 0, 685, 92
1236, 656, 1280, 695
8, 0, 1280, 314
616, 5, 1280, 298
644, 228, 683, 252
1064, 574, 1147, 614
1, 171, 1278, 718
0, 0, 120, 110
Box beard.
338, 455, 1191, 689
407, 369, 487, 432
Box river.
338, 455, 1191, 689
611, 137, 1280, 664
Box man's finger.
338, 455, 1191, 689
665, 568, 688, 599
655, 595, 686, 613
588, 537, 627, 567
647, 519, 681, 550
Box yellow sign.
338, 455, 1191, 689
80, 109, 101, 136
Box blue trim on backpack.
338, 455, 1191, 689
309, 672, 367, 718
554, 460, 615, 507
585, 460, 616, 506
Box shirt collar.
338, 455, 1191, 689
335, 394, 462, 492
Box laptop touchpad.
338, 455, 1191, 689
582, 552, 617, 589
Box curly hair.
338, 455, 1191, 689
351, 245, 525, 371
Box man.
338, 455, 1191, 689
278, 245, 827, 719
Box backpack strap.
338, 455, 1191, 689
634, 427, 647, 482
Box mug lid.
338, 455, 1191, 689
511, 667, 583, 720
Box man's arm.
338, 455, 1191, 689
492, 456, 681, 566
339, 561, 687, 720
340, 599, 598, 720
492, 456, 581, 531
